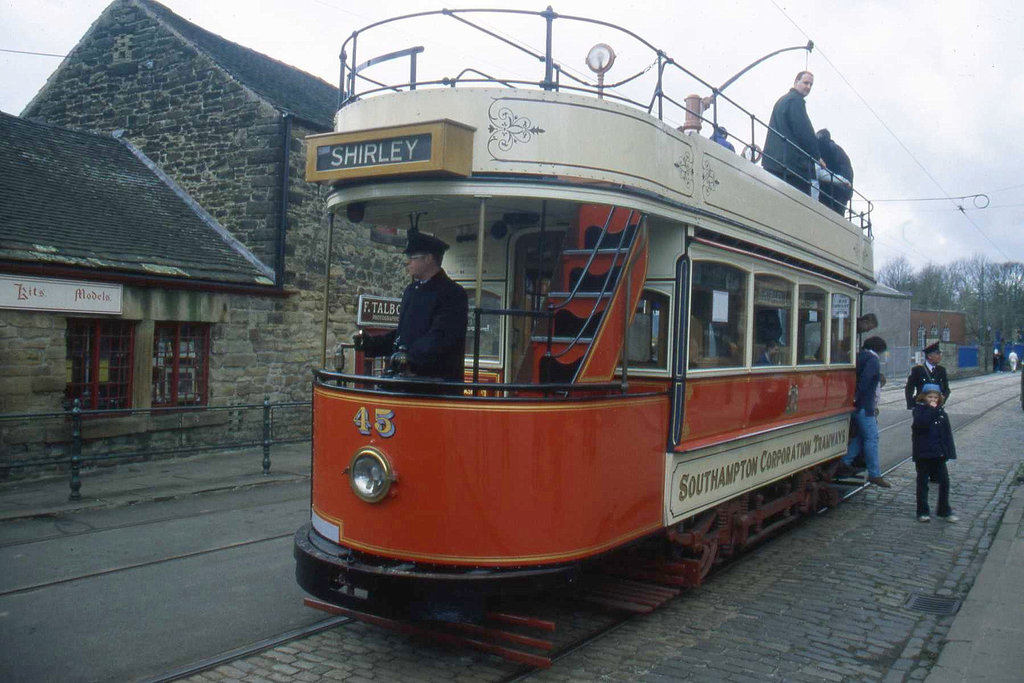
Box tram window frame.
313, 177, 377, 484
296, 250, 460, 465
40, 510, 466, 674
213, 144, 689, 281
626, 288, 670, 369
752, 274, 794, 367
466, 287, 503, 365
829, 293, 855, 364
688, 262, 747, 370
796, 285, 827, 365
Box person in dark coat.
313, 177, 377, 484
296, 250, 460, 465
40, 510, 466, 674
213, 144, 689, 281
837, 336, 891, 487
815, 129, 854, 215
911, 383, 958, 522
762, 71, 822, 195
905, 342, 951, 408
356, 229, 468, 385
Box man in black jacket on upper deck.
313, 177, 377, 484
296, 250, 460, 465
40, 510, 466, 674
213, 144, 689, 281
763, 71, 823, 195
355, 229, 468, 385
905, 341, 951, 408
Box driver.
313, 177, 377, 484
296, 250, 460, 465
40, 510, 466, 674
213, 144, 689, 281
355, 229, 468, 383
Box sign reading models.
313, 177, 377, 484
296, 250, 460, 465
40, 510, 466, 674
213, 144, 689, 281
305, 120, 474, 183
0, 273, 122, 314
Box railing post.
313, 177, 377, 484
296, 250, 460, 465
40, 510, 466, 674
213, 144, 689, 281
68, 398, 82, 501
540, 6, 556, 90
262, 395, 272, 475
473, 307, 482, 393
338, 48, 347, 108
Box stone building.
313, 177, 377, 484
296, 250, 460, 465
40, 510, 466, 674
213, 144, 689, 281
0, 113, 281, 462
862, 282, 913, 381
2, 0, 405, 469
15, 0, 404, 402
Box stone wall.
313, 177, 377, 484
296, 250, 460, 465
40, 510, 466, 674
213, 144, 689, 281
19, 0, 406, 412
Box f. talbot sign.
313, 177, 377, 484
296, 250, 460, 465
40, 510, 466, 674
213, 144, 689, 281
0, 274, 123, 314
306, 120, 474, 183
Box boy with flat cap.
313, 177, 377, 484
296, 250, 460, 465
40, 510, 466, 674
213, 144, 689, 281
355, 229, 468, 383
905, 342, 951, 408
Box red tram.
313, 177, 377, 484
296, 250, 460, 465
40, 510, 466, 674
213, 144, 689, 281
294, 8, 875, 620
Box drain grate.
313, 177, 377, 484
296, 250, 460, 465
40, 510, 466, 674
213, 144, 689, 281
904, 594, 961, 615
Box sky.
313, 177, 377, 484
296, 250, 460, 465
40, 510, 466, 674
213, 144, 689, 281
2, 0, 1023, 272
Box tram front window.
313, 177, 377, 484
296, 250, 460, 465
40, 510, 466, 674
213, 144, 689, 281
753, 275, 793, 366
830, 293, 854, 363
689, 263, 747, 369
466, 289, 502, 362
797, 286, 826, 364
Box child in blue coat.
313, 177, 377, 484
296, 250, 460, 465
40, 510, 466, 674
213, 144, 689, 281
911, 383, 958, 522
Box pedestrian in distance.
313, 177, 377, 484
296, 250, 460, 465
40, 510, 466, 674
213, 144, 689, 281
354, 228, 468, 386
911, 383, 958, 522
762, 71, 824, 195
905, 341, 950, 408
836, 336, 891, 487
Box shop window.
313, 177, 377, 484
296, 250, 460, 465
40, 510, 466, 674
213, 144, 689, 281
66, 319, 135, 410
753, 275, 793, 366
627, 290, 670, 368
830, 294, 854, 363
153, 323, 210, 407
942, 326, 950, 342
689, 262, 747, 369
797, 286, 826, 364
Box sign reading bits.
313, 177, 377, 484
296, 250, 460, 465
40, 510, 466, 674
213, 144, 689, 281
357, 294, 401, 328
317, 134, 432, 171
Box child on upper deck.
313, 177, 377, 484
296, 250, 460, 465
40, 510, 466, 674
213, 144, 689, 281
911, 383, 958, 523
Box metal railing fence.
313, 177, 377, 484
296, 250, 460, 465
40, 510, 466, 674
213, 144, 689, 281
0, 397, 311, 501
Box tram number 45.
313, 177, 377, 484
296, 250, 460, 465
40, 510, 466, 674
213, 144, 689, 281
353, 407, 396, 438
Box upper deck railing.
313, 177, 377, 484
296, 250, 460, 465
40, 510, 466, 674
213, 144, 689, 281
335, 7, 872, 230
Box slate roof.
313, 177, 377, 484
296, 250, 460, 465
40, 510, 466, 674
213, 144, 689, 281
0, 112, 275, 286
140, 0, 339, 130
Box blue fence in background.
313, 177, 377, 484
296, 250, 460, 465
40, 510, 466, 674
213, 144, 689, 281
959, 346, 979, 369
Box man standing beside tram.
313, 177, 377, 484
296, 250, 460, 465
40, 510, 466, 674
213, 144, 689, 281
905, 342, 951, 408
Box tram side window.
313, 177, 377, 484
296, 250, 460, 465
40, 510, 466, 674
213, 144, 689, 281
466, 289, 502, 362
797, 286, 826, 364
753, 275, 793, 366
689, 263, 747, 369
627, 290, 670, 368
830, 293, 854, 363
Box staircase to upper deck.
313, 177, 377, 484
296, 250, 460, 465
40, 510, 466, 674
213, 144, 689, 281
516, 204, 649, 384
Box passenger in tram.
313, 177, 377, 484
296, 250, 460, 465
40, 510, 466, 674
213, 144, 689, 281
911, 383, 958, 523
354, 229, 468, 386
905, 342, 951, 408
762, 71, 824, 195
710, 125, 735, 152
814, 129, 854, 216
836, 336, 891, 488
755, 340, 779, 366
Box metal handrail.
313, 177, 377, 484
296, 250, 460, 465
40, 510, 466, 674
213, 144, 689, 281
0, 397, 311, 500
333, 7, 873, 228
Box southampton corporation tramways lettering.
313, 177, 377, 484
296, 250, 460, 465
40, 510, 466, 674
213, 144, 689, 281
677, 426, 847, 503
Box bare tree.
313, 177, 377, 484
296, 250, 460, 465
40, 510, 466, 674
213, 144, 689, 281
876, 255, 915, 292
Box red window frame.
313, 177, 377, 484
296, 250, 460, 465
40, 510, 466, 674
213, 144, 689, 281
65, 319, 136, 410
152, 322, 210, 407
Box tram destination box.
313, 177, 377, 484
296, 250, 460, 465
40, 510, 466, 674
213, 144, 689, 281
306, 120, 475, 183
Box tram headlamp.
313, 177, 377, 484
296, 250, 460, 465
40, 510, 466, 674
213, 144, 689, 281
348, 447, 393, 503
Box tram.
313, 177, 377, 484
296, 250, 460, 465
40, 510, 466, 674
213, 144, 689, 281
294, 8, 875, 620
